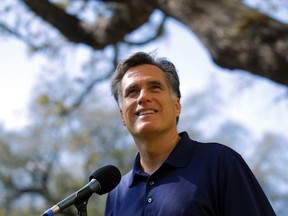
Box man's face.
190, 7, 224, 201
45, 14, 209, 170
119, 64, 181, 137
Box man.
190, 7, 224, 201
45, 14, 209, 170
105, 52, 276, 215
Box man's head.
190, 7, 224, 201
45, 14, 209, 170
111, 52, 181, 105
111, 52, 182, 127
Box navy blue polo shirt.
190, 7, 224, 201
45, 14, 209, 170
105, 132, 276, 216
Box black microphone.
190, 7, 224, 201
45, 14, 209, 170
41, 165, 121, 216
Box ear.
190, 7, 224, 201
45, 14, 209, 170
120, 110, 126, 126
174, 98, 181, 117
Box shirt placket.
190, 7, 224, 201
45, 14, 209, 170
143, 177, 156, 216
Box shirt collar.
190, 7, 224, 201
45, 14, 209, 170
128, 131, 195, 187
164, 131, 195, 167
128, 153, 148, 187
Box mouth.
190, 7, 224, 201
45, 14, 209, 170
135, 109, 157, 116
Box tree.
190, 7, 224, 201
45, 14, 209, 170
1, 0, 287, 87
0, 70, 286, 215
180, 83, 288, 216
0, 1, 287, 215
0, 73, 136, 215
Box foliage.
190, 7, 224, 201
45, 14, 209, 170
1, 0, 288, 86
0, 73, 287, 215
0, 0, 287, 215
180, 80, 288, 216
0, 73, 135, 215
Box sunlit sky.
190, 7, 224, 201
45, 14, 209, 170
0, 14, 287, 141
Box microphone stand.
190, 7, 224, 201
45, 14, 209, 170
75, 198, 89, 216
73, 183, 94, 216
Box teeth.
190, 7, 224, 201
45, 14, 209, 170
137, 110, 156, 116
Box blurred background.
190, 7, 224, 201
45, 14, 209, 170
0, 0, 287, 215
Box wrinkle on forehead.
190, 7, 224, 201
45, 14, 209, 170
126, 64, 163, 75
123, 68, 168, 90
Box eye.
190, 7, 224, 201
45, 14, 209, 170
149, 81, 164, 91
124, 87, 139, 98
151, 84, 162, 91
152, 86, 159, 91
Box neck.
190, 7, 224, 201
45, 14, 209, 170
134, 131, 180, 175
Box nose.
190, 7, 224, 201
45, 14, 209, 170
137, 89, 151, 104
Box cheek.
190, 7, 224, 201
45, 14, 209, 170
121, 100, 136, 117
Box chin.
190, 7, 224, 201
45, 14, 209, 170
135, 125, 160, 135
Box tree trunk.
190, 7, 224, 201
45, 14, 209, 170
22, 0, 288, 87
156, 0, 288, 86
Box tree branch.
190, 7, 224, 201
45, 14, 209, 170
123, 15, 168, 45
23, 0, 155, 49
156, 0, 288, 86
20, 0, 288, 87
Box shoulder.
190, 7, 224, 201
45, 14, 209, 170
196, 140, 240, 158
179, 131, 245, 167
109, 169, 133, 195
181, 131, 240, 156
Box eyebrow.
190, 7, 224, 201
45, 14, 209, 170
128, 80, 164, 90
123, 80, 165, 96
149, 80, 164, 87
124, 83, 137, 92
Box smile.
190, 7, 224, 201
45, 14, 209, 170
136, 109, 157, 116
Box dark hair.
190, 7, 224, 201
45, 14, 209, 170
111, 52, 181, 104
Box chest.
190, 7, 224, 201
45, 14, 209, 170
115, 169, 220, 216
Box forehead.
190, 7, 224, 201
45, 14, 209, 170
121, 64, 167, 87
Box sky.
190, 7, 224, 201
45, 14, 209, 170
0, 3, 287, 214
0, 9, 287, 142
0, 39, 48, 130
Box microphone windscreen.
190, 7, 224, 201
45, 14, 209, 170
89, 165, 121, 195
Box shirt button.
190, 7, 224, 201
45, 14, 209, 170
149, 181, 154, 186
147, 197, 153, 203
